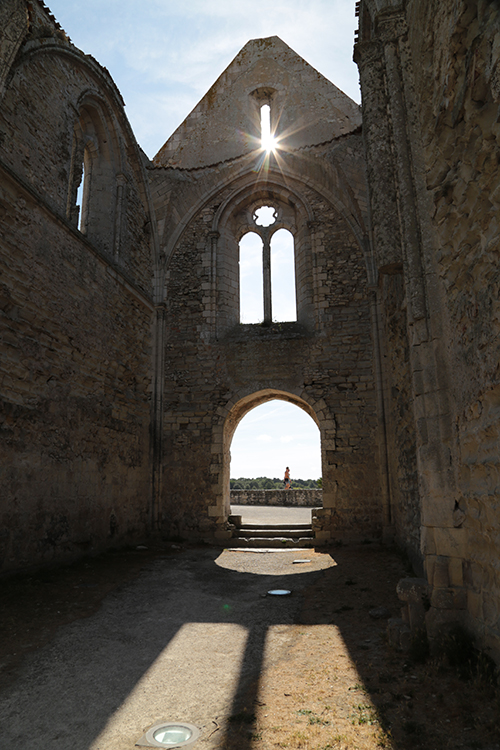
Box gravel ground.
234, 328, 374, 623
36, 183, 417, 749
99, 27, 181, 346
0, 541, 499, 750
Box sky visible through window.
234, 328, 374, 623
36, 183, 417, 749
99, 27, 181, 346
230, 400, 321, 480
239, 229, 296, 323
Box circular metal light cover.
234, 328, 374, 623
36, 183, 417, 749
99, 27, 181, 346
136, 721, 200, 748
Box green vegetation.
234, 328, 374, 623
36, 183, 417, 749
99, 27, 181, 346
230, 476, 320, 489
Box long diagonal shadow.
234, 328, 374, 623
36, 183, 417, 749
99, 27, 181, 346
0, 541, 426, 750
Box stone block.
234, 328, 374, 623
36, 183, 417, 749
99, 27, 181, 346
420, 494, 455, 528
214, 529, 233, 540
432, 556, 450, 588
421, 526, 436, 555
433, 527, 469, 558
396, 577, 430, 602
448, 557, 464, 587
315, 530, 331, 541
430, 587, 467, 610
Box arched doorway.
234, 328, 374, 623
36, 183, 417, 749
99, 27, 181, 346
221, 389, 324, 519
229, 399, 320, 489
229, 397, 321, 530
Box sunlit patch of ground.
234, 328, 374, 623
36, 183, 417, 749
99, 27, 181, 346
220, 546, 500, 750
1, 544, 499, 750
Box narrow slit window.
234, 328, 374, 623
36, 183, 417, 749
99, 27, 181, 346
76, 163, 85, 231
260, 104, 276, 152
76, 147, 90, 233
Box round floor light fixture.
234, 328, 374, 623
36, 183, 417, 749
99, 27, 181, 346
267, 589, 292, 596
136, 721, 200, 748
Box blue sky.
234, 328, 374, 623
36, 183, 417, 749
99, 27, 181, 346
46, 1, 358, 478
47, 0, 361, 159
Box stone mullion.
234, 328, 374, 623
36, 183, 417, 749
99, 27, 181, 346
262, 231, 272, 324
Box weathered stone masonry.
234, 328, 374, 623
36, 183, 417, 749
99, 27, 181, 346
355, 0, 500, 657
0, 0, 157, 571
2, 0, 500, 664
150, 36, 383, 545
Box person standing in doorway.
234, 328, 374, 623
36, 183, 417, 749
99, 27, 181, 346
284, 466, 291, 489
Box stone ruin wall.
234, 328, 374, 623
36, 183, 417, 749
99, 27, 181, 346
352, 6, 422, 568
356, 0, 500, 659
151, 129, 384, 545
379, 272, 420, 565
405, 0, 500, 654
0, 1, 155, 572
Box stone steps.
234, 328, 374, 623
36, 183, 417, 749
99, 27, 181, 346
231, 522, 315, 547
239, 527, 313, 539
229, 536, 316, 548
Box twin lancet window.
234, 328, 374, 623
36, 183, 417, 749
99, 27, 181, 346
239, 206, 297, 324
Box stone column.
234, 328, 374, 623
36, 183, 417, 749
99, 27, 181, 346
208, 230, 219, 336
113, 174, 127, 258
151, 302, 166, 531
262, 232, 272, 324
355, 6, 466, 637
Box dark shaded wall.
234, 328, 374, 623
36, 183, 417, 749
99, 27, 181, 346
0, 1, 156, 572
355, 0, 500, 659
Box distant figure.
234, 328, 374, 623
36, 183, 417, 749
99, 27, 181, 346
284, 466, 291, 489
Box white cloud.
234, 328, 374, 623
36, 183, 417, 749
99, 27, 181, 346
230, 401, 321, 479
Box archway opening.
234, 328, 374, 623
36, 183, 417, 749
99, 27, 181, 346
229, 399, 321, 521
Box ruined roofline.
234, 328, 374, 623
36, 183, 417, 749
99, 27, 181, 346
33, 0, 68, 37
21, 2, 126, 108
148, 125, 363, 174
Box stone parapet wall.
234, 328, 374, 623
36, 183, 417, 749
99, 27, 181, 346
230, 489, 322, 507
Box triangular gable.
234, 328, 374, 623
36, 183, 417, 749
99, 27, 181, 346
154, 36, 361, 169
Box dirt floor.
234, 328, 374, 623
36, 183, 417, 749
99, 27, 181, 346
1, 540, 499, 750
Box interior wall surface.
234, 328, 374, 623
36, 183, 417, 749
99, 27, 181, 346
356, 0, 500, 659
0, 1, 156, 573
406, 0, 500, 657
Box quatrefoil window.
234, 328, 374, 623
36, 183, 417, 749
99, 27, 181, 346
253, 205, 277, 227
